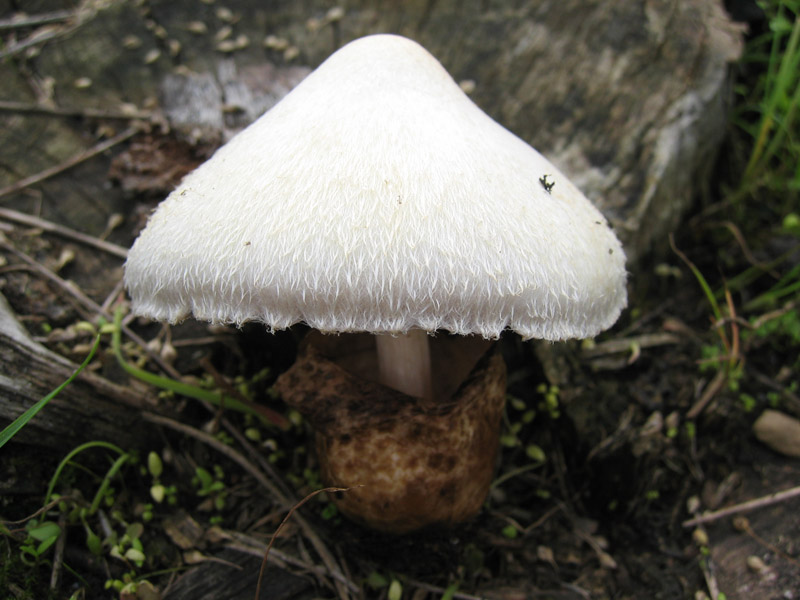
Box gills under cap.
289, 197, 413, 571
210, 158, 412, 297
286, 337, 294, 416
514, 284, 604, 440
124, 34, 627, 341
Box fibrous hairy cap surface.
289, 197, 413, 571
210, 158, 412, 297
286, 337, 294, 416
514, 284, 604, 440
124, 34, 627, 341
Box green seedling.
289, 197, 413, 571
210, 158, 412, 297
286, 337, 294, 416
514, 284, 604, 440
387, 578, 403, 600
193, 465, 227, 516
501, 524, 519, 539
738, 1, 800, 197
19, 520, 61, 565
145, 451, 177, 506
110, 308, 288, 428
536, 383, 561, 419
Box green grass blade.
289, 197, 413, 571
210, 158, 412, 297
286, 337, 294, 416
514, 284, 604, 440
0, 334, 101, 450
744, 13, 800, 179
111, 308, 288, 427
44, 440, 127, 505
89, 453, 130, 515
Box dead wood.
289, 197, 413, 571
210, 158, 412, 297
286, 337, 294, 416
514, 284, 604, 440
0, 291, 159, 450
0, 0, 744, 266
162, 549, 313, 600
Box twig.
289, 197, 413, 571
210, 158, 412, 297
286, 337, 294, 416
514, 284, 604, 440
685, 500, 723, 600
142, 413, 285, 500
723, 287, 741, 371
0, 23, 81, 60
720, 220, 781, 279
0, 100, 153, 121
750, 300, 799, 329
733, 515, 800, 568
0, 0, 100, 61
1, 495, 78, 527
560, 583, 592, 599
172, 335, 232, 347
223, 532, 359, 592
682, 485, 800, 528
524, 502, 564, 534
749, 368, 800, 413
141, 412, 354, 599
1, 241, 101, 317
215, 415, 297, 503
686, 370, 728, 420
0, 9, 76, 30
585, 405, 635, 461
0, 206, 128, 259
49, 513, 67, 591
0, 241, 177, 377
0, 126, 139, 200
199, 356, 289, 429
255, 486, 355, 600
581, 332, 680, 358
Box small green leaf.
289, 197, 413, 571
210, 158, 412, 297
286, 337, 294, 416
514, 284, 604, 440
525, 444, 546, 462
86, 530, 103, 556
151, 484, 166, 503
365, 571, 388, 589
36, 536, 58, 555
28, 521, 61, 542
501, 524, 518, 539
388, 579, 403, 600
147, 451, 163, 478
124, 547, 146, 564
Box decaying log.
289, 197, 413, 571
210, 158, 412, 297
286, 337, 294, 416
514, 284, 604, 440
163, 550, 313, 600
146, 0, 743, 263
0, 0, 744, 266
0, 292, 159, 450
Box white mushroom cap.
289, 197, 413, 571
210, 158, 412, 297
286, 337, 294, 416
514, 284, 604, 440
125, 34, 627, 341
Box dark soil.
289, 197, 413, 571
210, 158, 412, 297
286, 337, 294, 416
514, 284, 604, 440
1, 2, 799, 599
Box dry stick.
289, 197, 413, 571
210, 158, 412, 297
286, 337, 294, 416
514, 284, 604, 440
141, 412, 355, 599
733, 515, 800, 569
685, 503, 723, 600
686, 369, 728, 420
750, 368, 800, 413
100, 280, 126, 315
580, 332, 680, 358
0, 207, 129, 259
223, 533, 357, 591
1, 495, 78, 529
724, 287, 741, 371
720, 220, 781, 279
0, 100, 153, 121
0, 126, 139, 200
0, 9, 76, 30
683, 485, 800, 528
199, 356, 290, 430
0, 242, 179, 378
0, 19, 83, 60
215, 414, 297, 503
687, 290, 743, 420
144, 410, 293, 504
49, 513, 67, 592
255, 486, 354, 600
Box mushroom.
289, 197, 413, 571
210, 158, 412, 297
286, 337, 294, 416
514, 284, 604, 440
124, 34, 627, 533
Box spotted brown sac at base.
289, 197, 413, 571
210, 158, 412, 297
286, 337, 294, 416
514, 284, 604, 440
275, 332, 506, 534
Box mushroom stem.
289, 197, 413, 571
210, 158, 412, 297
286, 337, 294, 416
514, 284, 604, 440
376, 329, 434, 399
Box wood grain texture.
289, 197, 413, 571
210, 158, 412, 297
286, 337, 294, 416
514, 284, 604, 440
0, 292, 158, 450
